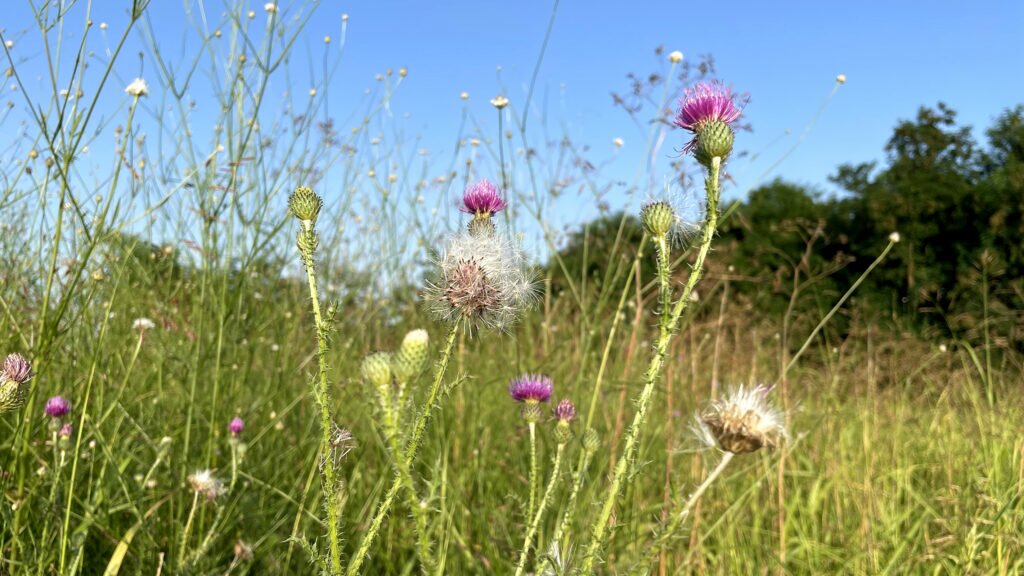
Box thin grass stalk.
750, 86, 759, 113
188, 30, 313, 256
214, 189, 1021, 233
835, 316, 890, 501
515, 443, 565, 576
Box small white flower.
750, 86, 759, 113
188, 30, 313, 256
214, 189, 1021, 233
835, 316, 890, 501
264, 2, 277, 13
668, 50, 683, 63
490, 95, 509, 109
4, 40, 13, 49
613, 137, 624, 148
132, 317, 156, 331
888, 231, 901, 243
125, 78, 148, 98
188, 469, 226, 501
836, 73, 847, 84
100, 22, 108, 30
939, 344, 948, 353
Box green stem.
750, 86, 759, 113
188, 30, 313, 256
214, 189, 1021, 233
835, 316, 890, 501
299, 219, 343, 575
178, 491, 201, 568
550, 448, 592, 558
528, 421, 538, 527
515, 443, 565, 576
581, 157, 722, 574
346, 322, 460, 575
653, 452, 734, 558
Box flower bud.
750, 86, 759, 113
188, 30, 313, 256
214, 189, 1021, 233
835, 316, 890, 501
640, 201, 676, 238
392, 329, 429, 384
361, 352, 393, 391
694, 120, 734, 167
582, 428, 599, 453
289, 186, 323, 222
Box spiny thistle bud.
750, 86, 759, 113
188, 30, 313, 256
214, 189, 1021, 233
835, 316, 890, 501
582, 427, 599, 454
0, 353, 33, 414
392, 329, 429, 384
296, 228, 319, 255
521, 402, 544, 424
640, 201, 676, 238
700, 384, 786, 454
361, 352, 393, 391
553, 399, 575, 444
467, 217, 497, 237
289, 186, 323, 223
693, 120, 735, 168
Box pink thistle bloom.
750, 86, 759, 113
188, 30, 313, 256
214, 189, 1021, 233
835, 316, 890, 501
228, 417, 245, 437
44, 396, 71, 419
673, 81, 742, 153
2, 353, 33, 384
459, 179, 507, 217
508, 374, 553, 404
59, 423, 73, 439
554, 399, 576, 422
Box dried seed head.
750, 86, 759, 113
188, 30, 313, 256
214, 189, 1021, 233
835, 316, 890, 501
188, 470, 226, 501
700, 385, 786, 454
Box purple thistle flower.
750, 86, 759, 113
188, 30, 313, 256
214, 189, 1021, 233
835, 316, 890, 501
2, 353, 33, 384
509, 374, 553, 404
459, 179, 507, 217
59, 423, 73, 439
554, 399, 576, 422
228, 417, 245, 437
673, 81, 742, 153
44, 396, 71, 419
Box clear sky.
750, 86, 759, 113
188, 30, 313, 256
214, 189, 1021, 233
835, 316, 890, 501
4, 0, 1023, 224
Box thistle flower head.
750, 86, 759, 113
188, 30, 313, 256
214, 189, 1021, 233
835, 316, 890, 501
3, 353, 33, 384
228, 417, 245, 437
700, 384, 786, 454
425, 231, 536, 332
44, 396, 71, 419
674, 81, 742, 165
188, 469, 226, 501
289, 185, 323, 223
0, 353, 32, 413
459, 179, 507, 219
554, 399, 576, 423
58, 423, 73, 439
509, 374, 553, 404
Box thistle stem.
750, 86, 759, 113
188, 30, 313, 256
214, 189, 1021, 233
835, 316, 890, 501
528, 421, 538, 527
515, 443, 565, 576
581, 157, 721, 574
550, 448, 593, 556
178, 491, 200, 569
347, 322, 460, 575
298, 218, 343, 575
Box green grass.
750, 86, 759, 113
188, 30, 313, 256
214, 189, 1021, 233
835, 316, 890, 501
1, 1, 1021, 574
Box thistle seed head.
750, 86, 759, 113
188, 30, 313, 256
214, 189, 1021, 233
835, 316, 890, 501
700, 385, 786, 454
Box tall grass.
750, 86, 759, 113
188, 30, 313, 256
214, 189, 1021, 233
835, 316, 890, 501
0, 1, 1020, 574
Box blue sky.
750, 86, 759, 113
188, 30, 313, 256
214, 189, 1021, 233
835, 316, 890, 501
4, 0, 1023, 223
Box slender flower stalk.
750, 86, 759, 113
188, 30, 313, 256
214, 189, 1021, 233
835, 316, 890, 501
515, 443, 565, 576
582, 83, 737, 572
510, 374, 553, 523
551, 427, 599, 553
289, 186, 344, 575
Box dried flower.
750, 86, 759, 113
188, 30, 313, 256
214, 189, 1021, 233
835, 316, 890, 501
132, 317, 156, 331
44, 396, 71, 419
188, 469, 226, 501
888, 231, 901, 243
674, 81, 742, 166
700, 385, 786, 454
228, 417, 244, 437
425, 232, 536, 332
509, 374, 553, 404
124, 78, 148, 98
459, 179, 507, 218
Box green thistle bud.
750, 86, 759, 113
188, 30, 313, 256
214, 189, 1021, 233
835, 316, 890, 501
0, 380, 28, 414
582, 427, 599, 454
694, 120, 734, 168
521, 402, 544, 424
467, 217, 496, 237
296, 229, 319, 255
554, 420, 572, 444
361, 352, 393, 391
640, 201, 676, 238
392, 329, 429, 384
289, 186, 323, 222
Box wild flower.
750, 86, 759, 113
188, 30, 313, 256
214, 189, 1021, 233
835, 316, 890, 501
228, 417, 244, 437
554, 399, 576, 423
459, 179, 507, 218
425, 232, 535, 332
674, 81, 742, 165
0, 353, 34, 413
188, 469, 226, 501
44, 396, 71, 419
58, 423, 73, 439
124, 78, 148, 97
132, 317, 156, 331
699, 384, 786, 454
668, 50, 684, 63
509, 374, 553, 404
490, 95, 509, 109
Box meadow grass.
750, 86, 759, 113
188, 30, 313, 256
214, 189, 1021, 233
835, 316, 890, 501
1, 1, 1021, 574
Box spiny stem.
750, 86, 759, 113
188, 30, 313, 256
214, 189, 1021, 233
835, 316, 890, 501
550, 447, 593, 558
581, 156, 722, 574
515, 443, 565, 576
347, 322, 460, 575
528, 421, 538, 527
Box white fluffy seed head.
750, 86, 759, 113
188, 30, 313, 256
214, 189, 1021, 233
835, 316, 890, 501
425, 231, 536, 333
700, 385, 787, 454
188, 469, 226, 501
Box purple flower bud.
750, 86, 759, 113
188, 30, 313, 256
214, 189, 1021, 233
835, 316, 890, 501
459, 179, 507, 217
554, 399, 576, 423
509, 374, 553, 404
59, 423, 73, 438
228, 417, 245, 437
44, 396, 71, 419
673, 81, 742, 154
3, 353, 33, 384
